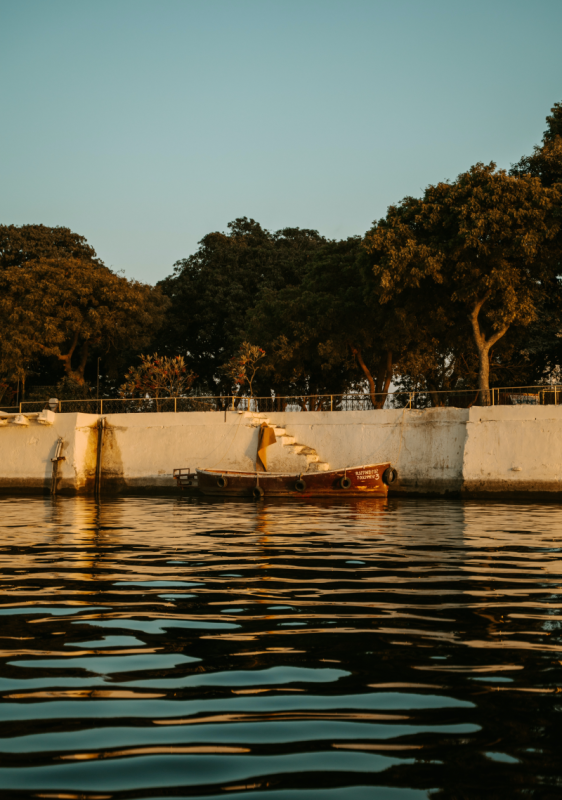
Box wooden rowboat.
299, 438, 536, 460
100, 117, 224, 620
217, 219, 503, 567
174, 463, 397, 498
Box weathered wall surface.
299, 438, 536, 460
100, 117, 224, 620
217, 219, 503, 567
462, 406, 562, 497
100, 412, 259, 490
263, 408, 468, 494
0, 413, 98, 493
1, 405, 561, 496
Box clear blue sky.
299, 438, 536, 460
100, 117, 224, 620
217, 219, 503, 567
1, 0, 561, 283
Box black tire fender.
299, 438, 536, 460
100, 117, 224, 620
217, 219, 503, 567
253, 486, 264, 500
382, 467, 397, 485
340, 476, 352, 489
217, 476, 228, 489
295, 478, 307, 492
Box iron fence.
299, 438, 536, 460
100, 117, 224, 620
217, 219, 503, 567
2, 385, 562, 416
8, 397, 221, 415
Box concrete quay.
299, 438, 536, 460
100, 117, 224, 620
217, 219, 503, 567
0, 406, 560, 498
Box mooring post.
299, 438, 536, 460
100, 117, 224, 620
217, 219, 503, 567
50, 437, 65, 495
94, 418, 105, 498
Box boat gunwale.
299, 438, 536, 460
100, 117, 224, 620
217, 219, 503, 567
196, 463, 390, 479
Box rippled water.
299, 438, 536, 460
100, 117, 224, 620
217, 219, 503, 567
1, 495, 562, 799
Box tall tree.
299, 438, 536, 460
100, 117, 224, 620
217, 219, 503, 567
364, 163, 562, 403
156, 218, 325, 396
0, 258, 168, 389
247, 237, 439, 408
304, 238, 429, 408
509, 101, 562, 385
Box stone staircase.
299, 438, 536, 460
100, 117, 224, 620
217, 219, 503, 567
240, 411, 330, 473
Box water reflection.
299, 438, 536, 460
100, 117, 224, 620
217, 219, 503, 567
0, 495, 561, 798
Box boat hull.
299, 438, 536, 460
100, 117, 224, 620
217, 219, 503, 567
194, 464, 392, 498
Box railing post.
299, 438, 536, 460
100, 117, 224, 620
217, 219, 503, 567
19, 402, 22, 413
231, 396, 234, 411
331, 395, 333, 411
100, 399, 103, 415
174, 397, 177, 413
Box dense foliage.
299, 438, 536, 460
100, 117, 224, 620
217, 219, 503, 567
364, 163, 561, 401
120, 354, 196, 400
1, 102, 561, 407
0, 227, 168, 404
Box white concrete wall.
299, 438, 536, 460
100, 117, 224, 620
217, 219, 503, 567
1, 405, 562, 496
0, 413, 98, 492
101, 411, 259, 489
263, 408, 468, 494
462, 406, 562, 496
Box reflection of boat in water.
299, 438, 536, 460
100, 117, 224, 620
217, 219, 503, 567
174, 463, 397, 499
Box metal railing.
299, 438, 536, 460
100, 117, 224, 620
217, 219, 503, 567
2, 385, 562, 416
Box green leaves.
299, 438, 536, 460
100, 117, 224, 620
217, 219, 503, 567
0, 224, 101, 271
0, 257, 169, 386
364, 161, 562, 398
119, 354, 197, 399
220, 342, 266, 398
156, 218, 326, 394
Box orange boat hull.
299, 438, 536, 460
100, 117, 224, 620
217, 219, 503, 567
191, 463, 393, 498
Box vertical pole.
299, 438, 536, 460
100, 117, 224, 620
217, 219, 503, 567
100, 399, 103, 415
331, 395, 333, 411
231, 396, 234, 411
50, 438, 63, 495
174, 397, 177, 413
19, 402, 22, 413
94, 418, 105, 498
556, 386, 558, 406
50, 460, 59, 496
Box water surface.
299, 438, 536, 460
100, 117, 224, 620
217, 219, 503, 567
1, 495, 561, 799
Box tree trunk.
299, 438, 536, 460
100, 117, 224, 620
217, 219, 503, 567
58, 330, 86, 385
77, 341, 89, 381
352, 346, 393, 409
477, 346, 491, 406
469, 297, 509, 407
428, 385, 442, 408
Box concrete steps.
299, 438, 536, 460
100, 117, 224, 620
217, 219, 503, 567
240, 410, 329, 472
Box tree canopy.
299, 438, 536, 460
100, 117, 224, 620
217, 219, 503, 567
0, 229, 168, 398
511, 102, 562, 188
0, 257, 168, 386
0, 224, 102, 271
155, 218, 326, 396
364, 163, 562, 402
2, 100, 562, 408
